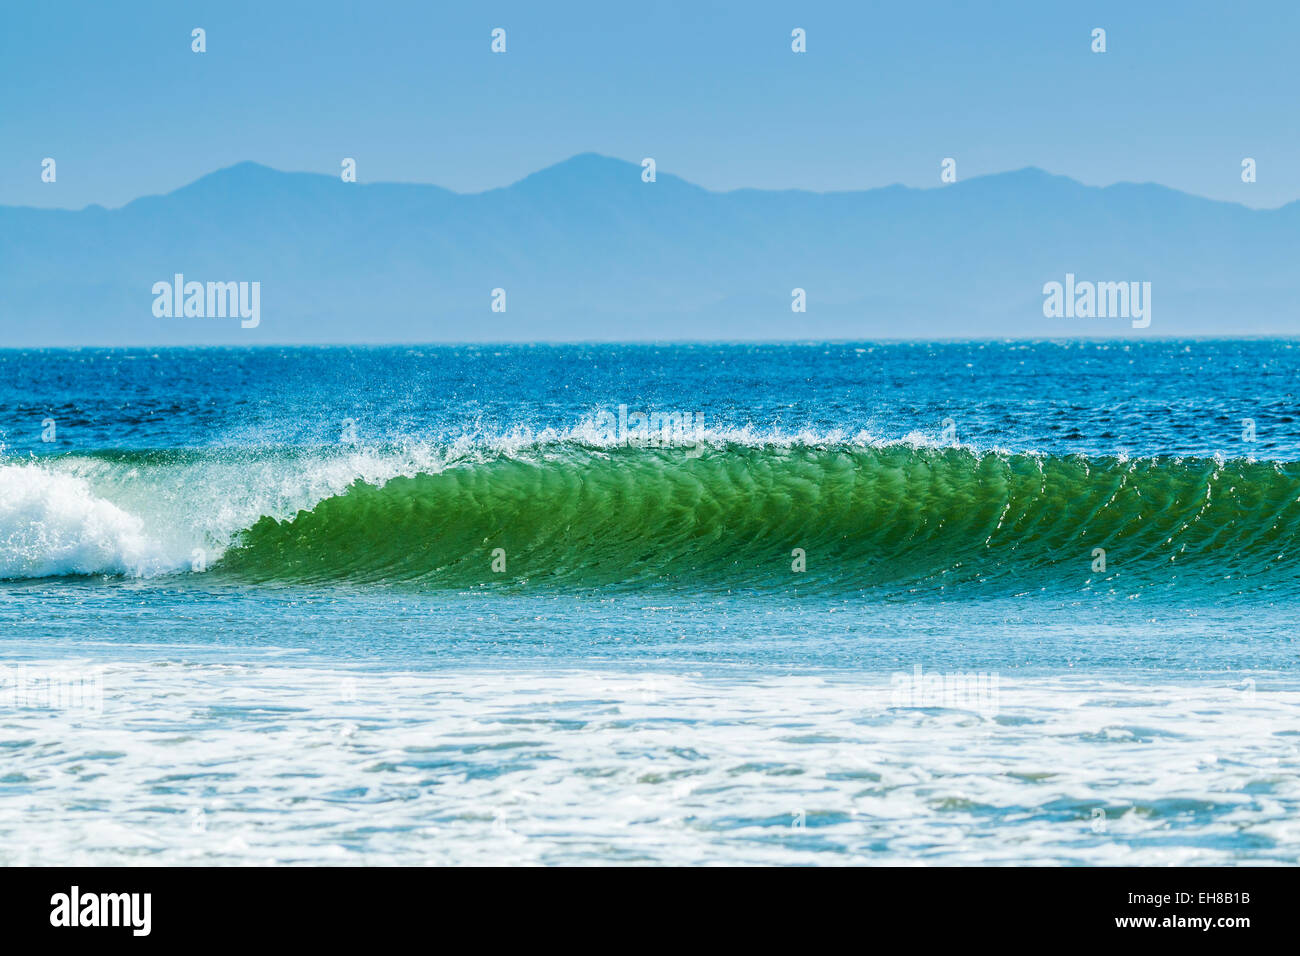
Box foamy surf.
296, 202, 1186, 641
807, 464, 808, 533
0, 464, 170, 578
4, 662, 1298, 865
0, 447, 452, 579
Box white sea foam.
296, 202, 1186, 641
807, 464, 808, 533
0, 464, 168, 578
2, 663, 1296, 865
0, 448, 452, 579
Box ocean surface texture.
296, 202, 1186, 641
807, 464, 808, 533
2, 341, 1297, 865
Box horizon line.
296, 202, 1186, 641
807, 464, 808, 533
5, 334, 1299, 352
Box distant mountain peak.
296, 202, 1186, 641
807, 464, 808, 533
162, 161, 331, 203
502, 152, 702, 195
189, 160, 285, 185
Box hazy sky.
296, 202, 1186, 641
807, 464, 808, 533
3, 1, 1297, 209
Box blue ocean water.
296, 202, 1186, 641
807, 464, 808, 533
1, 341, 1298, 864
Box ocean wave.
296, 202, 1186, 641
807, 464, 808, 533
4, 441, 1298, 593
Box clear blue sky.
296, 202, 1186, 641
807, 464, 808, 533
2, 0, 1296, 209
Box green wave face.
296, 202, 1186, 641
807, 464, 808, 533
217, 445, 1300, 596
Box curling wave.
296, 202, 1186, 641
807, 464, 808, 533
217, 444, 1300, 595
4, 442, 1298, 595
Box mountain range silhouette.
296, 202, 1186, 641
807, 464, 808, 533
3, 153, 1296, 345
